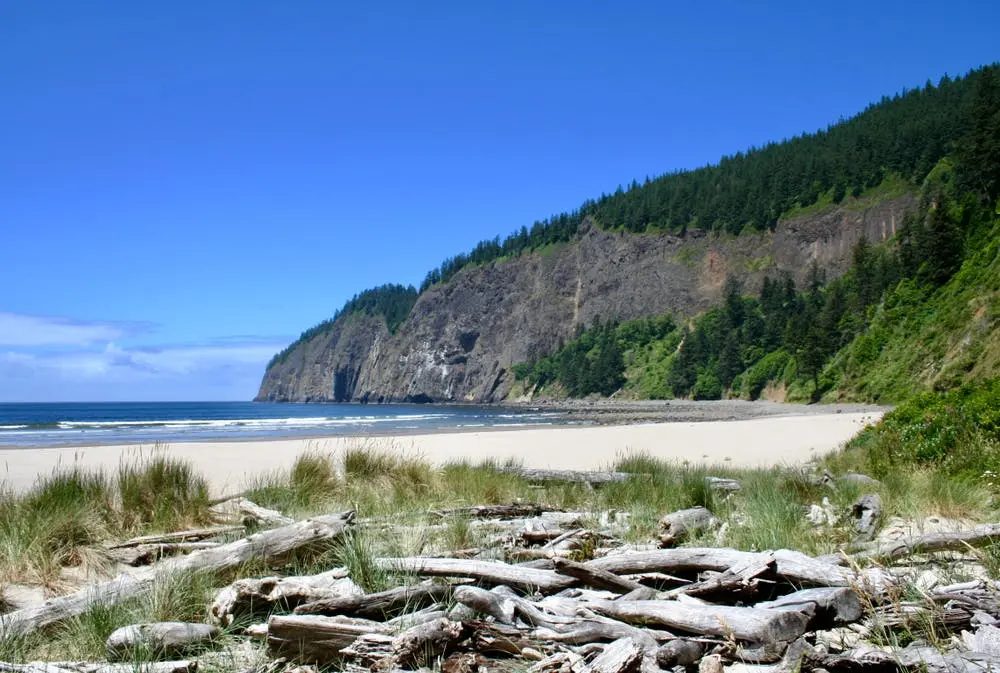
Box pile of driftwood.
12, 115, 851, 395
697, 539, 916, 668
4, 478, 1000, 673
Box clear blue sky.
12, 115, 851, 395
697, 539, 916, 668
1, 1, 997, 402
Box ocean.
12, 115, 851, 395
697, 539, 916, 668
0, 401, 567, 448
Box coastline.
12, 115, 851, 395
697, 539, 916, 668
0, 408, 884, 496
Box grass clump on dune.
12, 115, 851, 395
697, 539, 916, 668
0, 452, 215, 589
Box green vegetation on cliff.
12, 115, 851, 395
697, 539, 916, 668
516, 118, 1000, 403
267, 284, 417, 368
421, 65, 995, 291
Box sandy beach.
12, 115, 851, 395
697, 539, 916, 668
0, 411, 882, 495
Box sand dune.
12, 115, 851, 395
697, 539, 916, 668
0, 411, 882, 495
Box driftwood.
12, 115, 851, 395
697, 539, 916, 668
294, 581, 454, 619
374, 557, 576, 593
209, 497, 294, 527
850, 522, 1000, 562
658, 507, 718, 547
453, 586, 516, 624
109, 542, 221, 566
851, 494, 882, 541
0, 510, 355, 639
0, 664, 195, 673
108, 525, 245, 548
756, 587, 863, 628
593, 599, 810, 643
581, 636, 646, 673
266, 614, 390, 663
500, 467, 634, 485
664, 555, 773, 599
105, 622, 219, 660
812, 643, 1000, 672
211, 568, 361, 625
552, 557, 646, 594
656, 640, 704, 668
432, 504, 554, 519
392, 618, 469, 668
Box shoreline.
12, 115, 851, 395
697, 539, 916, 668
0, 409, 884, 496
0, 400, 890, 451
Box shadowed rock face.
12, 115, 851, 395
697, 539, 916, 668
257, 196, 916, 404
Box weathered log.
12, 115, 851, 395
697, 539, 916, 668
553, 557, 646, 594
813, 643, 1000, 673
109, 542, 221, 566
756, 587, 862, 628
0, 663, 195, 673
964, 623, 1000, 657
581, 637, 645, 673
533, 616, 659, 650
453, 586, 516, 624
542, 528, 586, 551
0, 510, 355, 639
851, 523, 1000, 562
392, 618, 469, 669
210, 568, 361, 625
656, 640, 704, 668
105, 622, 219, 661
209, 497, 294, 527
658, 507, 717, 547
664, 555, 773, 599
266, 614, 390, 663
108, 525, 245, 548
593, 599, 810, 643
501, 467, 634, 485
431, 504, 554, 519
583, 547, 888, 591
374, 557, 575, 593
293, 581, 453, 619
465, 620, 535, 656
706, 477, 741, 493
851, 494, 882, 541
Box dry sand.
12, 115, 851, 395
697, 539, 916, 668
0, 411, 882, 496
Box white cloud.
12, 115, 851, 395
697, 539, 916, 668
0, 312, 147, 347
0, 330, 288, 401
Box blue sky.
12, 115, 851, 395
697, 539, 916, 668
1, 1, 998, 402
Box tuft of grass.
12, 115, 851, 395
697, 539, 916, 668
246, 449, 341, 515
118, 453, 212, 533
331, 528, 391, 593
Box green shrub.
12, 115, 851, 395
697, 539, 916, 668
848, 378, 1000, 479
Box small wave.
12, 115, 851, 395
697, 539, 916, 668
0, 424, 28, 430
54, 413, 451, 431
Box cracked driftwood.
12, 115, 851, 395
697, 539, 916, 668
211, 567, 362, 625
0, 510, 355, 639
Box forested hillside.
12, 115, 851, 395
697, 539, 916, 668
420, 66, 993, 290
261, 64, 999, 405
512, 66, 1000, 404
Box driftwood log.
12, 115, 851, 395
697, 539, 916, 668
552, 557, 647, 594
266, 614, 390, 663
593, 599, 810, 643
500, 467, 634, 485
211, 568, 362, 625
0, 664, 195, 673
209, 497, 294, 527
0, 510, 355, 639
658, 507, 718, 547
294, 581, 454, 619
108, 525, 244, 549
374, 557, 576, 593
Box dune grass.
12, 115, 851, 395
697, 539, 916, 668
2, 413, 998, 662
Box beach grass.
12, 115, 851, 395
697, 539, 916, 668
2, 421, 999, 661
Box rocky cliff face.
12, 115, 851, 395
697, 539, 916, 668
256, 195, 915, 403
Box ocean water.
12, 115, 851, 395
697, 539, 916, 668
0, 402, 566, 448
